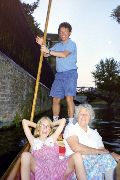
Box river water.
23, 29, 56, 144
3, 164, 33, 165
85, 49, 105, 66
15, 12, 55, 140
0, 104, 120, 177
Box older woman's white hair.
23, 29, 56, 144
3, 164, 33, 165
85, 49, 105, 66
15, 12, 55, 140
74, 104, 95, 122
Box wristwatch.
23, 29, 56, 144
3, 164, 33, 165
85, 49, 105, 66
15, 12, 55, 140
49, 50, 51, 55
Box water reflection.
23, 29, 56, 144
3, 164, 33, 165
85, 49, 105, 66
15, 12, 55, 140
0, 126, 25, 177
91, 106, 120, 152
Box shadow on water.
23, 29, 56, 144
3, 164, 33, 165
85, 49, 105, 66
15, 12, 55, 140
0, 105, 120, 177
0, 126, 25, 178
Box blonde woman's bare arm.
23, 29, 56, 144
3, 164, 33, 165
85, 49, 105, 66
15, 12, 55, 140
22, 119, 37, 146
52, 118, 66, 142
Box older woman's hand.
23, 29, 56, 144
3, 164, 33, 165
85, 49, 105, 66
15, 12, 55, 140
111, 152, 120, 162
98, 148, 109, 154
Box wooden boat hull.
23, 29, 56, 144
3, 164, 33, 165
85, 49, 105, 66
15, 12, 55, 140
1, 143, 30, 180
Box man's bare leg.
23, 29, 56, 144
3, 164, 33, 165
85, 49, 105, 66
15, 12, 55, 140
66, 96, 75, 123
52, 97, 61, 120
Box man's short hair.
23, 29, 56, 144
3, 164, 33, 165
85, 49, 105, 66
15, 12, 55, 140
58, 22, 72, 33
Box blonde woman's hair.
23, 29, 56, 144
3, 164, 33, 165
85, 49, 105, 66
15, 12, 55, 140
34, 116, 53, 137
75, 104, 95, 123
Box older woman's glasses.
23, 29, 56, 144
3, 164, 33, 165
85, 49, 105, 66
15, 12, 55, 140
79, 113, 89, 117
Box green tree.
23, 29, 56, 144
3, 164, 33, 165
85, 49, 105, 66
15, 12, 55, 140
111, 5, 120, 24
92, 58, 120, 104
21, 0, 42, 35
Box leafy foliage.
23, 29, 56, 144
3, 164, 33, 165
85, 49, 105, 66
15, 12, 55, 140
92, 58, 120, 104
13, 113, 21, 127
22, 0, 42, 35
111, 5, 120, 24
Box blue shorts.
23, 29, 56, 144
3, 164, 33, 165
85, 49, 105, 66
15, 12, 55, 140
50, 69, 78, 99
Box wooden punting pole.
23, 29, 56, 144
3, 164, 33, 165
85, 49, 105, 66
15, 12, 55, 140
30, 0, 52, 122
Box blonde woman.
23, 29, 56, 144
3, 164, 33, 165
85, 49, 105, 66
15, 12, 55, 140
21, 117, 87, 180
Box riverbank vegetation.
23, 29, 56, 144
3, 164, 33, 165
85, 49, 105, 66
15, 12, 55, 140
92, 58, 120, 105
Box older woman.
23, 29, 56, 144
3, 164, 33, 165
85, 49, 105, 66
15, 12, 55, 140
63, 104, 120, 180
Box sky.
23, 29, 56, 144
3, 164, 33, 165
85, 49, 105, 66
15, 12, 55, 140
21, 0, 120, 87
